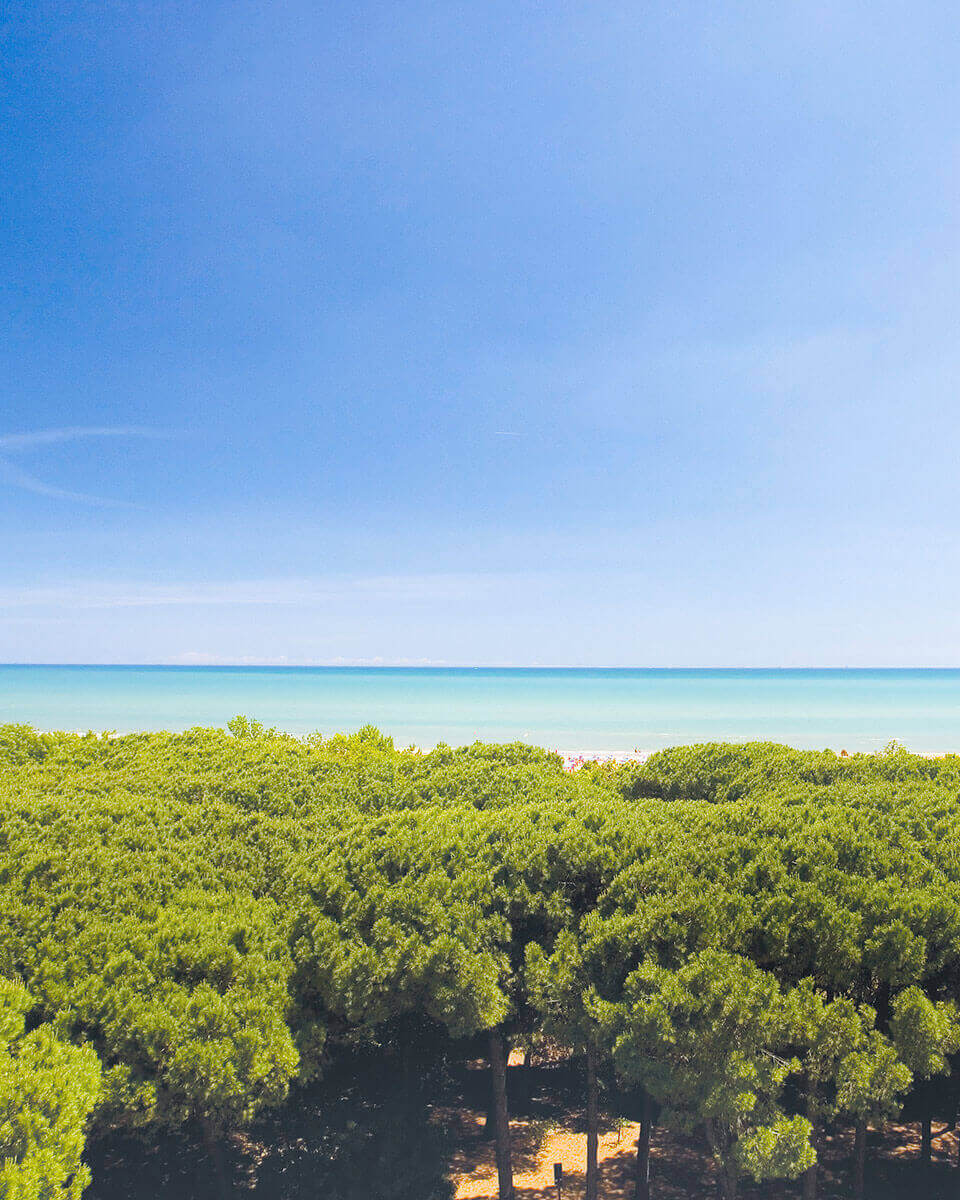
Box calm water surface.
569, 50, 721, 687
2, 666, 960, 753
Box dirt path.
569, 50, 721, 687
442, 1108, 960, 1200
447, 1110, 642, 1200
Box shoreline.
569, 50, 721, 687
26, 733, 957, 761
554, 749, 648, 770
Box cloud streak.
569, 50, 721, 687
0, 426, 173, 504
0, 427, 173, 453
0, 574, 515, 610
0, 460, 113, 504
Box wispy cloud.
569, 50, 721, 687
0, 426, 172, 504
0, 427, 172, 452
0, 460, 111, 504
0, 574, 510, 610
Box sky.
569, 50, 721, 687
1, 0, 959, 666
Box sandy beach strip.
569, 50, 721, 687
394, 745, 650, 771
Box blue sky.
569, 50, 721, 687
2, 0, 958, 666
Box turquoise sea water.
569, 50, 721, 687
2, 666, 960, 754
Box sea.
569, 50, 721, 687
2, 665, 960, 756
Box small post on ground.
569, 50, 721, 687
554, 1161, 563, 1200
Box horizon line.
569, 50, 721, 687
3, 662, 960, 671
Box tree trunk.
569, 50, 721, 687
517, 1045, 532, 1112
921, 1115, 932, 1163
400, 1034, 417, 1100
634, 1090, 653, 1200
853, 1118, 866, 1200
802, 1092, 818, 1200
585, 1040, 600, 1200
802, 1146, 817, 1198
705, 1120, 737, 1200
201, 1117, 228, 1200
488, 1028, 515, 1200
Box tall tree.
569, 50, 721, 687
527, 932, 605, 1200
889, 987, 960, 1165
0, 980, 102, 1200
601, 951, 814, 1200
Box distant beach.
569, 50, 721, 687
397, 746, 646, 771
2, 665, 960, 755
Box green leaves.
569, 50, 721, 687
834, 1034, 911, 1121
734, 1116, 816, 1181
5, 725, 960, 1197
0, 980, 102, 1200
890, 986, 960, 1079
603, 950, 814, 1185
0, 767, 302, 1138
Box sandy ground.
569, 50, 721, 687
447, 1110, 642, 1200
441, 1107, 960, 1200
